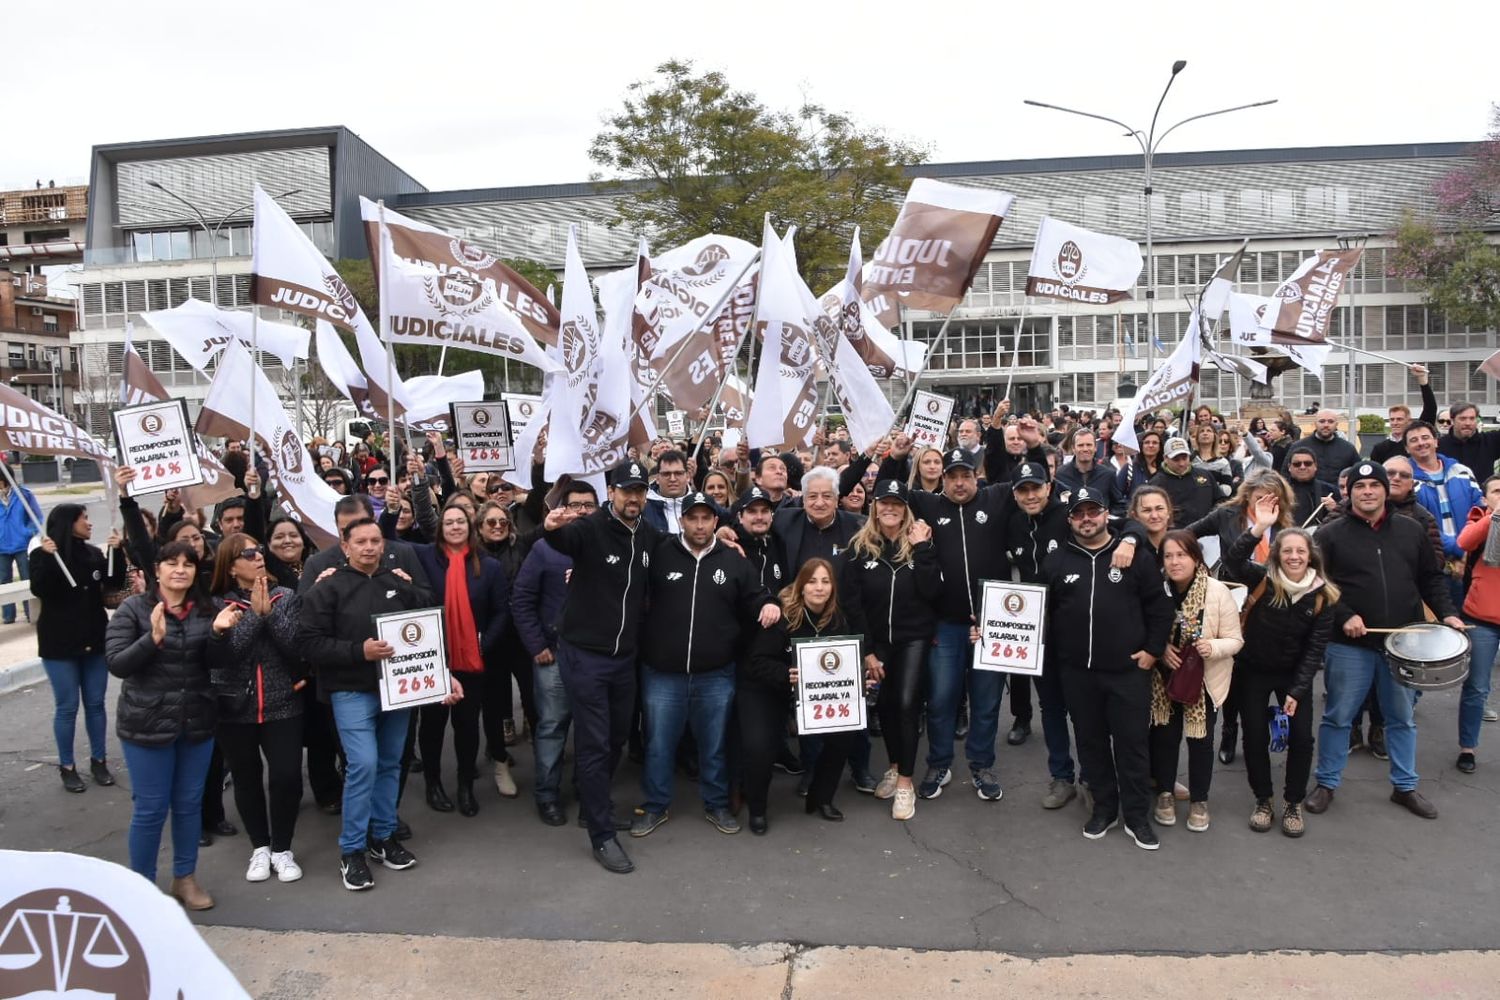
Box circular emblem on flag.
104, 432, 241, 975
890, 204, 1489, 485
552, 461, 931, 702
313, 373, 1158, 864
1108, 567, 1123, 583
518, 402, 534, 418
0, 889, 151, 999
400, 622, 424, 646
975, 510, 988, 524
1275, 283, 1303, 303
138, 413, 164, 437
322, 274, 359, 321
680, 243, 730, 280
1003, 592, 1025, 615
1055, 240, 1083, 282
560, 319, 600, 388
818, 650, 842, 675
278, 430, 303, 474
424, 272, 490, 318
472, 408, 491, 428
449, 236, 497, 271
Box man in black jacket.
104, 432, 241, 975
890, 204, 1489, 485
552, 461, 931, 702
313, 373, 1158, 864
1281, 409, 1359, 487
1044, 486, 1173, 850
1054, 427, 1125, 516
1305, 462, 1464, 820
1285, 443, 1339, 527
1439, 401, 1500, 478
772, 466, 863, 572
299, 518, 452, 891
543, 460, 660, 874
630, 493, 780, 840
732, 486, 789, 591
1150, 437, 1216, 528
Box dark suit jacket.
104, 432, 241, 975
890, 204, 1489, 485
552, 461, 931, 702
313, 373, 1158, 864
771, 506, 864, 574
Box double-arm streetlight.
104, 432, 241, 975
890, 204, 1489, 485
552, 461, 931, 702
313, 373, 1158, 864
1025, 61, 1276, 377
145, 180, 302, 306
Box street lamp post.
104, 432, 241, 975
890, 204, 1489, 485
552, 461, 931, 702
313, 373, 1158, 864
1025, 63, 1276, 378
145, 181, 302, 308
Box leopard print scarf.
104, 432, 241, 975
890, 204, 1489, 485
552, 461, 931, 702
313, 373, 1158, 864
1151, 565, 1209, 738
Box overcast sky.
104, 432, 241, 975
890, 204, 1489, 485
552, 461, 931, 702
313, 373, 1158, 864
8, 0, 1496, 193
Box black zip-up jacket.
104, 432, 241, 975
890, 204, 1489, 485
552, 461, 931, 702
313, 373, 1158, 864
1223, 529, 1332, 703
545, 505, 660, 658
105, 592, 218, 747
981, 432, 1047, 486
743, 609, 860, 696
1439, 428, 1500, 479
298, 564, 434, 694
1043, 535, 1173, 672
1054, 460, 1125, 516
639, 537, 775, 673
29, 540, 126, 660
1289, 473, 1338, 527
1149, 465, 1217, 528
732, 522, 790, 594
908, 484, 1013, 624
1315, 503, 1456, 651
1185, 504, 1257, 583
1004, 494, 1148, 584
839, 537, 942, 647
208, 586, 303, 725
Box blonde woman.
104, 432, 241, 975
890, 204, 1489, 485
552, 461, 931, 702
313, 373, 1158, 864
1149, 530, 1244, 833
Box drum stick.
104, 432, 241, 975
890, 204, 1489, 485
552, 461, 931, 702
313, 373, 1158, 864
1366, 625, 1472, 634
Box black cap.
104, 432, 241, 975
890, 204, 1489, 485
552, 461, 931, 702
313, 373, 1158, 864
1067, 485, 1107, 514
681, 491, 716, 515
1348, 461, 1389, 493
871, 478, 909, 506
610, 461, 648, 489
942, 447, 976, 473
733, 485, 774, 514
1011, 460, 1049, 488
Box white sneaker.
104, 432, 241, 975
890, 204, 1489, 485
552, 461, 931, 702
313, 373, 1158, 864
270, 850, 303, 883
873, 766, 900, 800
493, 759, 518, 798
1484, 703, 1498, 723
892, 786, 916, 821
245, 846, 271, 882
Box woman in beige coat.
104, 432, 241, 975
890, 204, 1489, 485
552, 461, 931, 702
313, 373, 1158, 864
1150, 530, 1244, 832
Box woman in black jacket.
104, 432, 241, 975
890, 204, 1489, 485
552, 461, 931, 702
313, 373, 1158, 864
106, 540, 241, 910
741, 557, 865, 833
31, 504, 126, 792
839, 479, 940, 821
476, 498, 534, 796
1225, 494, 1338, 839
208, 533, 305, 884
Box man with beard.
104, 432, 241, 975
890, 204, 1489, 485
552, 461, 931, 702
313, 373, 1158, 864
1281, 410, 1358, 488
1055, 427, 1125, 516
1284, 442, 1339, 527
1439, 402, 1500, 478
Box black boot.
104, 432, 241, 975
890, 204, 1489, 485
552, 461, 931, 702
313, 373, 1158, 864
456, 781, 479, 817
426, 780, 455, 813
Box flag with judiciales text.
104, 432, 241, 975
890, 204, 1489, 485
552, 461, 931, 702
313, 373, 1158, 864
1257, 248, 1362, 346
138, 298, 310, 373
863, 179, 1015, 314
635, 234, 760, 361
1024, 217, 1142, 305
1113, 329, 1201, 453
746, 221, 820, 450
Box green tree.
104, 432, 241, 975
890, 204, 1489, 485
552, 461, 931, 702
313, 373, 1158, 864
590, 59, 927, 291
1390, 106, 1500, 331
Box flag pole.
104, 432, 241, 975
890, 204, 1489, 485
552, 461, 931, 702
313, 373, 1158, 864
629, 251, 762, 425
1323, 337, 1416, 370
376, 201, 408, 461
1002, 300, 1031, 400
437, 344, 448, 377
888, 311, 955, 429
0, 459, 74, 586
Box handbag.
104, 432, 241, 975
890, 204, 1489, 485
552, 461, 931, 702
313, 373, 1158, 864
1166, 642, 1205, 704
216, 673, 255, 717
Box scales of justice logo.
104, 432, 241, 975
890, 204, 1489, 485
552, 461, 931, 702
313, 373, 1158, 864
0, 890, 151, 999
1052, 240, 1086, 284
818, 650, 842, 675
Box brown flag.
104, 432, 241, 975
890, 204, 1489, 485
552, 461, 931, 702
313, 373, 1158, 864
1264, 249, 1362, 346
863, 179, 1015, 315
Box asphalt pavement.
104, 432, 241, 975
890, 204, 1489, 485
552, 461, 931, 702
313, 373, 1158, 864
1, 666, 1496, 957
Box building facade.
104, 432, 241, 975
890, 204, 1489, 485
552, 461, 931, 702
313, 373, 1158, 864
0, 182, 86, 416
73, 130, 1499, 441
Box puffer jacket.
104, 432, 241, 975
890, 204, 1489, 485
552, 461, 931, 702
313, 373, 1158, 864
1222, 529, 1334, 704
208, 586, 303, 726
105, 591, 217, 747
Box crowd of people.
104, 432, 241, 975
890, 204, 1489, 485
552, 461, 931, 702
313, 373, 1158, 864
20, 367, 1500, 903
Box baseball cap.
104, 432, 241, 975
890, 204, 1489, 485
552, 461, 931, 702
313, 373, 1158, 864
1067, 486, 1107, 514
733, 485, 775, 515
942, 447, 976, 473
1011, 461, 1049, 488
871, 478, 910, 506
610, 461, 648, 489
1164, 437, 1191, 459
681, 491, 716, 515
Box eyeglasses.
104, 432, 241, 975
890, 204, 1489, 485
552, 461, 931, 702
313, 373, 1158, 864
482, 517, 510, 528
1387, 471, 1413, 479
657, 468, 686, 477
1289, 461, 1315, 468
1437, 420, 1452, 427
366, 476, 389, 485
236, 548, 263, 560
1068, 507, 1105, 520
565, 501, 598, 512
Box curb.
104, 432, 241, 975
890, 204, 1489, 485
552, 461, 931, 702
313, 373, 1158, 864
0, 657, 45, 696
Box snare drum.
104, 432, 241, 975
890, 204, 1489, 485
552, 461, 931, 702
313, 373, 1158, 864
1383, 623, 1470, 691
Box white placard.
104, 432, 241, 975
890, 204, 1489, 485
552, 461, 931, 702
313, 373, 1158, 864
794, 635, 867, 735
503, 393, 542, 440
904, 389, 955, 450
665, 410, 687, 437
374, 607, 452, 711
449, 401, 515, 473
973, 580, 1046, 676
112, 399, 203, 496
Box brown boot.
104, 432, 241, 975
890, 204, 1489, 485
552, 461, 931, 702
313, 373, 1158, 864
170, 874, 215, 911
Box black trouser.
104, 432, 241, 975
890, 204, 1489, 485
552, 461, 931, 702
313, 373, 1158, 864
1062, 666, 1153, 826
302, 686, 343, 806
397, 711, 418, 807
1219, 672, 1240, 742
421, 670, 486, 784
493, 630, 537, 735
1148, 694, 1218, 803
1010, 675, 1033, 724
218, 716, 304, 853
1238, 669, 1314, 803
876, 639, 927, 777
557, 640, 636, 847
737, 684, 857, 814
201, 741, 226, 829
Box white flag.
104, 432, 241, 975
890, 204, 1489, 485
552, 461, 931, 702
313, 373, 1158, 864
1200, 241, 1248, 323
1024, 217, 1143, 305
1228, 293, 1331, 378
197, 341, 340, 549
139, 298, 310, 372
1114, 329, 1201, 453
746, 221, 819, 450
544, 225, 623, 481
313, 319, 370, 411
372, 206, 562, 374
635, 234, 759, 361
597, 237, 657, 453
805, 232, 896, 452
1205, 349, 1268, 384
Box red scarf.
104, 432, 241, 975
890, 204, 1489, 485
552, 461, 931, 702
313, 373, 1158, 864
443, 547, 483, 672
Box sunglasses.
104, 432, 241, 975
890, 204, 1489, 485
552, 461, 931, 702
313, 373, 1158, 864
366, 476, 389, 485
236, 547, 262, 560
1289, 461, 1316, 468
1437, 420, 1452, 426
1068, 507, 1105, 520
482, 517, 510, 528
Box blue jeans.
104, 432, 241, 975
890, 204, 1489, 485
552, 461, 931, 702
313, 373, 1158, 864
331, 691, 410, 855
641, 665, 735, 813
533, 658, 573, 804
1316, 642, 1419, 791
121, 735, 214, 881
0, 548, 30, 623
1036, 656, 1075, 783
965, 665, 1007, 772
42, 653, 109, 767
1461, 620, 1499, 750
924, 622, 970, 771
